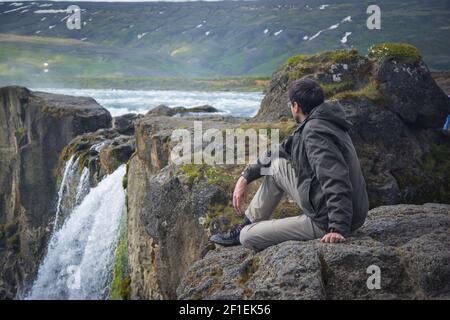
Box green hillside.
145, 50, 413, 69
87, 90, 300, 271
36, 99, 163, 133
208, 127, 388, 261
0, 0, 449, 88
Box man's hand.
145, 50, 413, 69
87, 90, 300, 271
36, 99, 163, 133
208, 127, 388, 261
320, 232, 345, 243
233, 176, 248, 215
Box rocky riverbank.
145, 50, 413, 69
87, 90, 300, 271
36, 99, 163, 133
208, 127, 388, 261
0, 43, 449, 300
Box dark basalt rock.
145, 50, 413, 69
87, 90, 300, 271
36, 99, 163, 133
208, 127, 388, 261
112, 113, 144, 135
376, 59, 450, 129
146, 104, 219, 117
177, 204, 450, 300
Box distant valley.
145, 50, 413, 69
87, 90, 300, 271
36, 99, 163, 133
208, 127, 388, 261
1, 0, 450, 89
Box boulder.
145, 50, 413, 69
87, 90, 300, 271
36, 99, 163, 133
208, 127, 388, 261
146, 104, 220, 117
254, 44, 450, 207
0, 86, 112, 299
112, 113, 144, 135
177, 204, 450, 300
173, 105, 219, 114
255, 44, 450, 126
146, 105, 175, 117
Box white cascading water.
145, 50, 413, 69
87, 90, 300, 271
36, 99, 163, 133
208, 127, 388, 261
26, 163, 126, 300
75, 167, 90, 204
54, 155, 78, 227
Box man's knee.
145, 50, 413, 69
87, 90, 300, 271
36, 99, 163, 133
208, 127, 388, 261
239, 225, 257, 250
240, 224, 271, 251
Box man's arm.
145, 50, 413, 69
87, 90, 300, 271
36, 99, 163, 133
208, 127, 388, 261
304, 129, 353, 236
241, 163, 263, 184
235, 134, 293, 213
240, 134, 293, 183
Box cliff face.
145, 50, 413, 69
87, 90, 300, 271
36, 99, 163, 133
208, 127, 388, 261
255, 44, 450, 207
127, 116, 244, 299
0, 86, 111, 299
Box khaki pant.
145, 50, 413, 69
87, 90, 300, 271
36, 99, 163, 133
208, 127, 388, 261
240, 158, 326, 251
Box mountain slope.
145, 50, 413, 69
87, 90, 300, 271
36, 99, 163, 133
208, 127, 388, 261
0, 0, 449, 85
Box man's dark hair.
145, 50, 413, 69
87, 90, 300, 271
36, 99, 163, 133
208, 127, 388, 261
288, 78, 325, 114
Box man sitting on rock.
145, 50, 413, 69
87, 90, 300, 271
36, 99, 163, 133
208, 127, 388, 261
210, 78, 369, 251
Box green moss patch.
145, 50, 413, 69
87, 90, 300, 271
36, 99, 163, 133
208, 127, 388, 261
109, 214, 130, 300
179, 164, 236, 193
423, 143, 450, 178
204, 203, 242, 229
321, 80, 355, 98
16, 127, 26, 136
283, 49, 363, 92
286, 49, 359, 68
331, 80, 383, 102
325, 49, 359, 64
368, 43, 422, 62
393, 143, 450, 204
286, 54, 308, 66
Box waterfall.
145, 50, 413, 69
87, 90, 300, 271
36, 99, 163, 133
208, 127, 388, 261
54, 155, 79, 228
75, 167, 90, 204
26, 165, 126, 300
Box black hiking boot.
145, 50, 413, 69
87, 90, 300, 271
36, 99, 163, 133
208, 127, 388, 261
209, 217, 252, 247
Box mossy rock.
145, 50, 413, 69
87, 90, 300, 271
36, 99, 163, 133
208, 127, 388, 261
368, 43, 422, 63
179, 164, 237, 193
122, 175, 128, 189
6, 233, 20, 252
16, 127, 26, 136
325, 48, 360, 64
282, 49, 367, 100
331, 80, 383, 102
287, 49, 359, 68
109, 215, 130, 300
392, 143, 450, 204
286, 54, 308, 66
205, 203, 242, 232
423, 143, 450, 178
285, 49, 360, 81
321, 80, 356, 98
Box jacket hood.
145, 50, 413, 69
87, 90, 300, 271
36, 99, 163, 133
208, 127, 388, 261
298, 100, 352, 132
